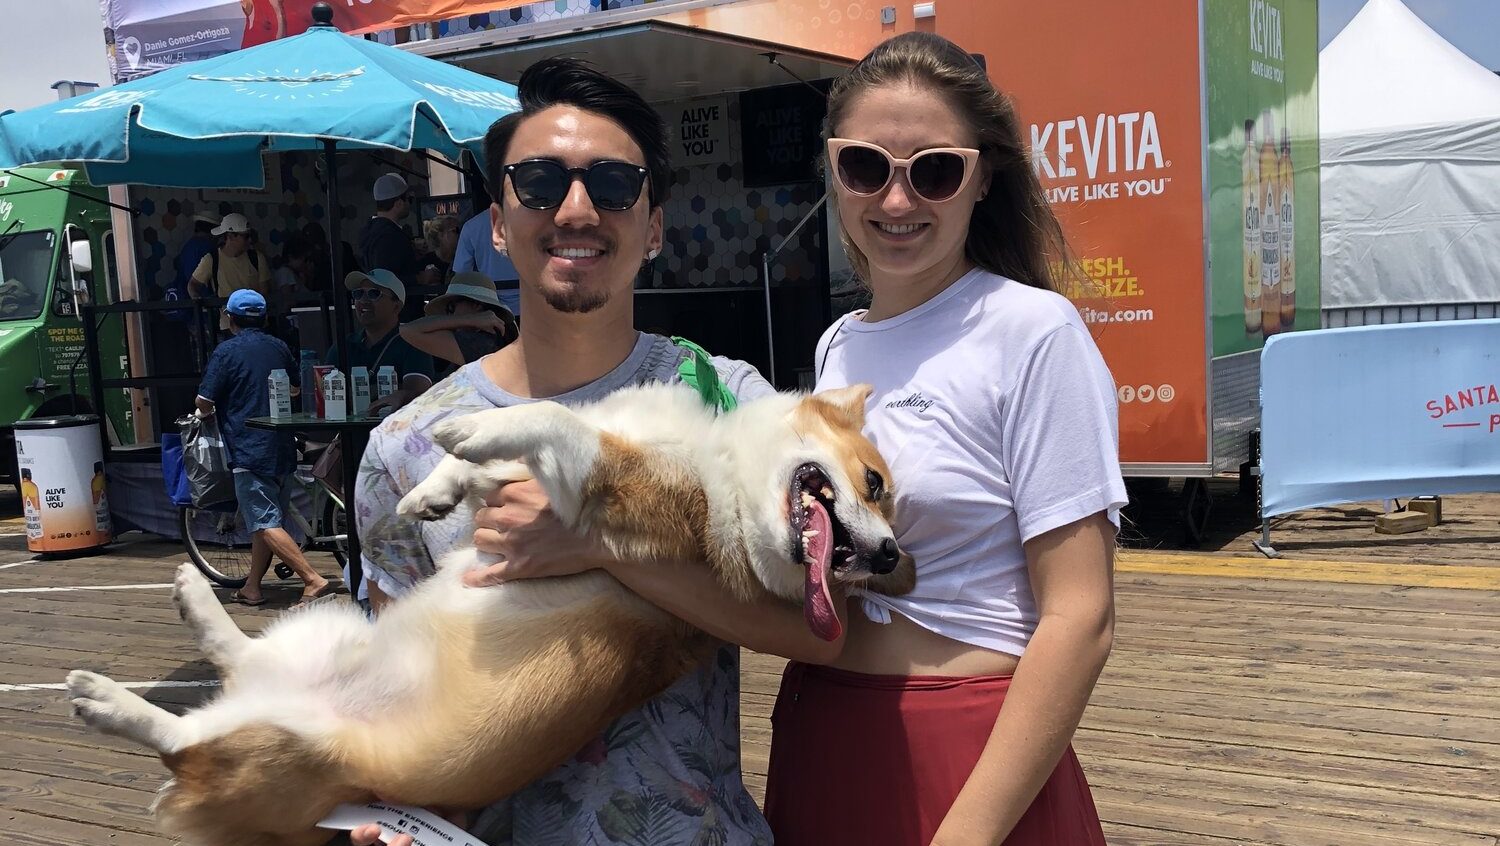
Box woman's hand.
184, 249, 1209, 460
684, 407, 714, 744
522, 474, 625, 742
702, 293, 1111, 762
464, 479, 613, 588
471, 311, 510, 336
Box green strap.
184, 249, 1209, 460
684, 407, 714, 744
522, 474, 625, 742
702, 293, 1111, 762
672, 336, 738, 413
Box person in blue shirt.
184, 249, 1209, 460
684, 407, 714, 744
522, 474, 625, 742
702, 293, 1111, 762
170, 214, 218, 304
453, 208, 522, 316
196, 289, 334, 607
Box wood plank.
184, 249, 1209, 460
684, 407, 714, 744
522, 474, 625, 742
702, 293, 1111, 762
0, 809, 167, 846
1083, 756, 1498, 836
1086, 682, 1500, 746
1073, 726, 1498, 800
1117, 551, 1500, 590
1117, 572, 1500, 617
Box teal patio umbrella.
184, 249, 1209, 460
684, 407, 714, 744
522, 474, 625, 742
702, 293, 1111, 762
0, 4, 517, 189
0, 2, 519, 368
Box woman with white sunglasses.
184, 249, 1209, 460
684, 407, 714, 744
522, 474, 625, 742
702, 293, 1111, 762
761, 32, 1126, 845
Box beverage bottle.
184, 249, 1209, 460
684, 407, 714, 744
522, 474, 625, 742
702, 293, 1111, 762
299, 350, 318, 414
323, 369, 348, 421
1242, 118, 1261, 336
91, 461, 112, 536
21, 468, 43, 542
376, 365, 398, 401
350, 366, 372, 416
312, 365, 334, 417
268, 368, 293, 419
1259, 110, 1282, 337
1278, 127, 1296, 331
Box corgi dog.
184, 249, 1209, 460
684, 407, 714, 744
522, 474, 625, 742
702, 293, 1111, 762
65, 383, 914, 846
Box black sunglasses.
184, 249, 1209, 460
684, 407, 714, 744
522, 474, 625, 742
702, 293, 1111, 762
349, 287, 388, 301
503, 159, 649, 212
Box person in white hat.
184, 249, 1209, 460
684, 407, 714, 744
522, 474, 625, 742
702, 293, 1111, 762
324, 269, 435, 415
399, 271, 518, 369
359, 173, 420, 287
188, 212, 270, 299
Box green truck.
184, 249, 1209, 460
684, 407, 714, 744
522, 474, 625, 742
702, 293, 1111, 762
0, 165, 132, 483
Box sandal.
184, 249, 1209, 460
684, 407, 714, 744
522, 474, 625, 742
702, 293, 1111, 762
228, 591, 267, 607
291, 581, 338, 609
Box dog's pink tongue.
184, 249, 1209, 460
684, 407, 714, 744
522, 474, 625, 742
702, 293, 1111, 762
803, 501, 841, 642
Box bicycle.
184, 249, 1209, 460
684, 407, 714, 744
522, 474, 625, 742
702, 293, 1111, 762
179, 462, 348, 589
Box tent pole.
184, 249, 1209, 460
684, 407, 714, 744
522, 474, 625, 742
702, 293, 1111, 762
324, 139, 350, 374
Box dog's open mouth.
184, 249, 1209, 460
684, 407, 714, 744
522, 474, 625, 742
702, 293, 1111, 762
789, 462, 854, 642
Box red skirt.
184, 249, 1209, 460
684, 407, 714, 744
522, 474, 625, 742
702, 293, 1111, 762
763, 662, 1107, 846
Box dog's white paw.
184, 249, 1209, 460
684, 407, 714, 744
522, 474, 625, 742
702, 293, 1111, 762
66, 670, 179, 750
173, 563, 216, 615
66, 670, 132, 730
432, 414, 492, 461
398, 476, 463, 521
399, 454, 477, 521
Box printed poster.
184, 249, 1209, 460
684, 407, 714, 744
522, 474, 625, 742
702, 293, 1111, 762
1206, 0, 1321, 357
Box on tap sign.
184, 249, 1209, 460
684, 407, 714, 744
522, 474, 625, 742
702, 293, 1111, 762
669, 97, 731, 167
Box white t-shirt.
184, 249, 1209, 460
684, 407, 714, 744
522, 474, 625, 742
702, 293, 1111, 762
815, 267, 1127, 657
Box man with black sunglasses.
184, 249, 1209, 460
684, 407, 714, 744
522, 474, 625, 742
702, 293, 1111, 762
347, 58, 776, 846
323, 269, 435, 415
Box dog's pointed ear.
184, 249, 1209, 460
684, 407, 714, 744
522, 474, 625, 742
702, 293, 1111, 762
813, 384, 873, 426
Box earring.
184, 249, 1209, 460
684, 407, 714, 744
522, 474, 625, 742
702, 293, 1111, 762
646, 249, 659, 260
497, 247, 508, 256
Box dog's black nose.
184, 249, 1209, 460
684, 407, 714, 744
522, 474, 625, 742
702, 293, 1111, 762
872, 538, 901, 574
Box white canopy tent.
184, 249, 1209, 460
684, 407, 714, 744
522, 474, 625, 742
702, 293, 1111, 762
1320, 0, 1500, 314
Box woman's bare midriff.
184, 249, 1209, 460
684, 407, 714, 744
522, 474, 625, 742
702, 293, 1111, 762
830, 598, 1021, 677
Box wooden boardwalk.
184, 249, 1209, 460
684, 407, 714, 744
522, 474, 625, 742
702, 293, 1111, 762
1, 493, 1497, 845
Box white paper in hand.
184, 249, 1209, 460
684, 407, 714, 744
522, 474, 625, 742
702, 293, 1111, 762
318, 802, 488, 846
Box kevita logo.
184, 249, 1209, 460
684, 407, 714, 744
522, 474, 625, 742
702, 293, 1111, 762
1249, 0, 1285, 61
1029, 112, 1164, 181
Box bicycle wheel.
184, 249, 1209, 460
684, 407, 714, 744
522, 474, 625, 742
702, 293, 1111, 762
180, 506, 253, 589
322, 496, 349, 568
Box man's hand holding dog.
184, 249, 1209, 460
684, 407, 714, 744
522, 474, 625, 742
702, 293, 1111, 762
466, 479, 613, 587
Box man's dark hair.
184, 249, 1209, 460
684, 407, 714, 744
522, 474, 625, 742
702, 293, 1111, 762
483, 57, 670, 209
194, 218, 216, 235
374, 195, 404, 213
228, 312, 266, 330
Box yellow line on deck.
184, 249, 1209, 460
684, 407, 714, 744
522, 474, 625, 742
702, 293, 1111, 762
1116, 551, 1500, 590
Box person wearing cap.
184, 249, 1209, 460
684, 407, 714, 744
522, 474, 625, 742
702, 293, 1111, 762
359, 173, 421, 288
195, 289, 333, 607
188, 212, 271, 299
324, 269, 435, 414
398, 271, 517, 371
